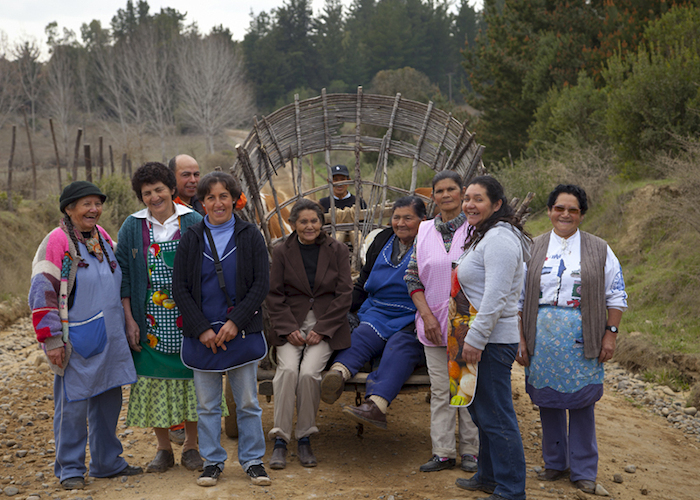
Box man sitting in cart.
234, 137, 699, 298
320, 196, 426, 429
319, 164, 367, 213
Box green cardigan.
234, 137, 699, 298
116, 210, 202, 342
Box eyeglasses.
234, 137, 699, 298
552, 205, 580, 215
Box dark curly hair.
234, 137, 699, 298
546, 184, 588, 215
464, 175, 530, 250
131, 162, 176, 202
197, 171, 242, 202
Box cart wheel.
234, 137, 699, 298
224, 372, 238, 438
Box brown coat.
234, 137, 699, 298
266, 233, 352, 350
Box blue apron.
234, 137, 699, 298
62, 242, 137, 401
358, 235, 416, 340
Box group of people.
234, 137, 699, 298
29, 157, 626, 500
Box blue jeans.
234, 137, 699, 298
468, 343, 526, 500
53, 377, 128, 481
193, 363, 265, 472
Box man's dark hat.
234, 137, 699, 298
331, 164, 350, 177
59, 181, 107, 213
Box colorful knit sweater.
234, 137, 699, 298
29, 224, 115, 351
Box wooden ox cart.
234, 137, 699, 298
221, 88, 532, 437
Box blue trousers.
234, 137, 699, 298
53, 376, 128, 481
193, 363, 266, 472
540, 404, 598, 481
468, 343, 526, 500
333, 324, 424, 403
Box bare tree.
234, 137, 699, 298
0, 31, 20, 131
13, 38, 42, 132
93, 42, 144, 153
45, 47, 76, 160
177, 35, 255, 153
132, 27, 174, 160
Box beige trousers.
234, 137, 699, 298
424, 345, 479, 458
268, 310, 333, 442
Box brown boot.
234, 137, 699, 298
146, 449, 174, 473
342, 399, 388, 430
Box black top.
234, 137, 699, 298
298, 240, 321, 290
172, 215, 270, 338
319, 194, 367, 213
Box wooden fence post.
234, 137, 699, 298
127, 158, 132, 177
84, 144, 92, 182
7, 126, 16, 212
49, 118, 62, 190
98, 137, 104, 180
72, 128, 83, 181
109, 145, 115, 174
22, 109, 37, 200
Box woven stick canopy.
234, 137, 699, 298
231, 87, 488, 270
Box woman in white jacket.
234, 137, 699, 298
454, 175, 530, 500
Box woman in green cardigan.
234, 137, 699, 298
116, 162, 203, 474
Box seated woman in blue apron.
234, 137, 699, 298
320, 196, 427, 429
117, 162, 205, 474
29, 181, 142, 491
172, 171, 271, 487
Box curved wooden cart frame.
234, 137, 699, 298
223, 88, 533, 438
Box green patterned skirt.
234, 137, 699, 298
126, 343, 229, 428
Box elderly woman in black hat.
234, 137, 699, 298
29, 181, 142, 491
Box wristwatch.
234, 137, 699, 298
605, 325, 618, 334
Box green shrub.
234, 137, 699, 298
0, 192, 24, 211
96, 175, 141, 232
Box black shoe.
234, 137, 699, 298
247, 464, 271, 486
197, 465, 222, 487
573, 479, 596, 494
61, 477, 85, 490
106, 465, 143, 478
419, 455, 455, 472
460, 453, 478, 472
146, 449, 175, 473
538, 468, 570, 481
455, 476, 496, 494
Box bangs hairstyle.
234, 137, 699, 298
197, 172, 242, 202
393, 195, 427, 219
464, 175, 530, 250
546, 184, 589, 215
288, 199, 326, 243
431, 170, 463, 190
131, 162, 176, 202
288, 198, 325, 226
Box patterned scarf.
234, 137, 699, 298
433, 212, 467, 251
59, 219, 104, 263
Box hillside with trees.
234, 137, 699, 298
1, 0, 700, 383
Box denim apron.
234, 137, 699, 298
62, 242, 136, 401
358, 235, 416, 340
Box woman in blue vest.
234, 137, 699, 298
172, 172, 271, 487
320, 196, 427, 429
117, 162, 204, 474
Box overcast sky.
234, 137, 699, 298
1, 1, 481, 59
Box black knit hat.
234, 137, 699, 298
59, 181, 107, 213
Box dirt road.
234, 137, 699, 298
1, 317, 698, 500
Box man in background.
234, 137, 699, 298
169, 155, 205, 216
319, 164, 366, 213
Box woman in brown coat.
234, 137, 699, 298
266, 199, 352, 469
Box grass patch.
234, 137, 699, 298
641, 367, 691, 392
